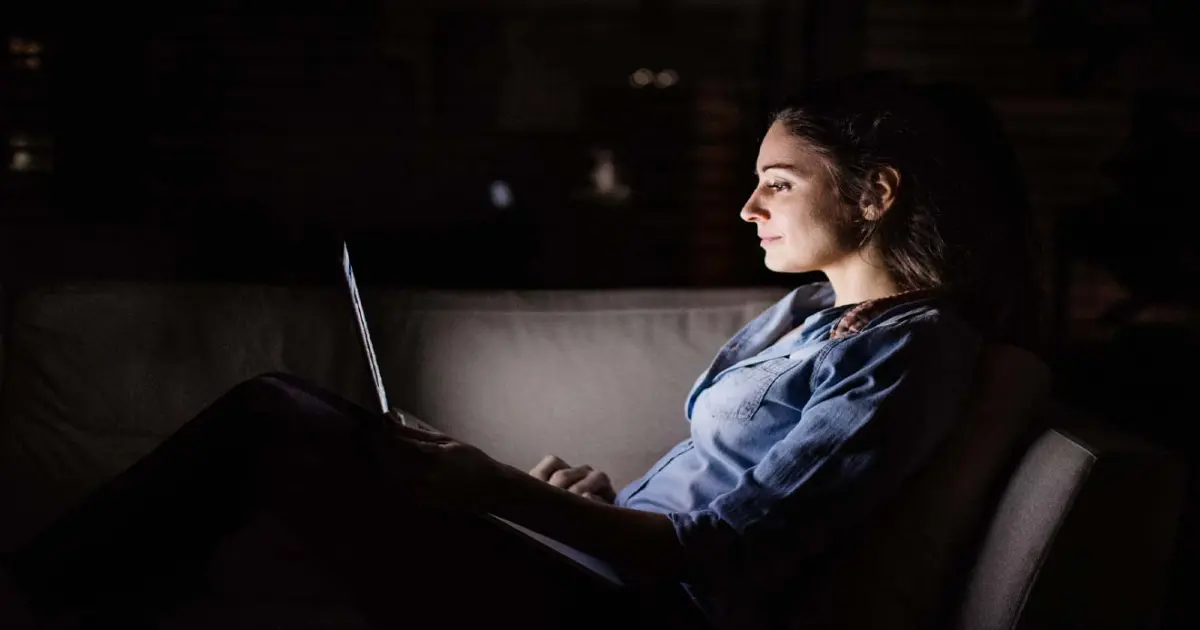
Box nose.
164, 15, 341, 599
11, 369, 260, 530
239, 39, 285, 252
740, 190, 767, 223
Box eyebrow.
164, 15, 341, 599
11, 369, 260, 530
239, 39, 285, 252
755, 162, 803, 176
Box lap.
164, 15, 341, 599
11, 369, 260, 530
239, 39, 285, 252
9, 374, 705, 629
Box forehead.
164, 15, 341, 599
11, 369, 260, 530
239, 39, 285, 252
756, 121, 823, 172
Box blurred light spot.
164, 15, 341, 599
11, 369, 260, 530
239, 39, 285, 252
11, 150, 33, 172
8, 134, 53, 173
589, 149, 630, 202
8, 37, 42, 55
489, 180, 513, 209
655, 69, 679, 88
629, 68, 653, 88
9, 37, 42, 70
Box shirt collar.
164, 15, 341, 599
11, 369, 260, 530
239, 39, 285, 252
829, 288, 940, 339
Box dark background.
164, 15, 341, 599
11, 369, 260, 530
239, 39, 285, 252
3, 0, 1198, 626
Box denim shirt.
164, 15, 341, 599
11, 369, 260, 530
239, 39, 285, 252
614, 282, 982, 628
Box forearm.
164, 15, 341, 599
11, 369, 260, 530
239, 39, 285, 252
486, 464, 687, 582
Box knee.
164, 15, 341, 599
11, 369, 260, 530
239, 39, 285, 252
251, 372, 305, 390
222, 372, 304, 406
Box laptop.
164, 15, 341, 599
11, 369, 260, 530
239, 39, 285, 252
339, 241, 436, 431
338, 241, 625, 587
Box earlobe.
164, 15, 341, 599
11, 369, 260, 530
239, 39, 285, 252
861, 196, 884, 221
861, 166, 900, 221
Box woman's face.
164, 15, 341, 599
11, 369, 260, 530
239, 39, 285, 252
740, 122, 854, 274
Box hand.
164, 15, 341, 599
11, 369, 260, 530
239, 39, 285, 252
380, 423, 508, 513
529, 455, 616, 504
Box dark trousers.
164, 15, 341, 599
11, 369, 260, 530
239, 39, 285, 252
7, 374, 708, 629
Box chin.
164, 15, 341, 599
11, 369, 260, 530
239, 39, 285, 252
763, 253, 816, 274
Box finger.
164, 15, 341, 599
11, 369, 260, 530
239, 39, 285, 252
547, 465, 592, 489
582, 492, 603, 503
529, 455, 570, 481
568, 470, 613, 498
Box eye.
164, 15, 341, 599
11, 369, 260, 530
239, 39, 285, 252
766, 181, 791, 192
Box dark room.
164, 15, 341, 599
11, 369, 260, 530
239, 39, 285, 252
2, 1, 1197, 628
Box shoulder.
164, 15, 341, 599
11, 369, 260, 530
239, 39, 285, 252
813, 301, 982, 385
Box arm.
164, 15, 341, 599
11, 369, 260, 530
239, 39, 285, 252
381, 428, 687, 581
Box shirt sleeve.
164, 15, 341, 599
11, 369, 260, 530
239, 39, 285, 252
668, 310, 982, 599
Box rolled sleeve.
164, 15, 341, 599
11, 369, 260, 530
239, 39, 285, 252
668, 312, 981, 598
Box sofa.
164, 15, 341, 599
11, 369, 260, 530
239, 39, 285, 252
0, 281, 1186, 629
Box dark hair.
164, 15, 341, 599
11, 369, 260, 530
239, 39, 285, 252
772, 71, 1044, 350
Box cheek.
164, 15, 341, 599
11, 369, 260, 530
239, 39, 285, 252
780, 197, 838, 244
768, 195, 849, 269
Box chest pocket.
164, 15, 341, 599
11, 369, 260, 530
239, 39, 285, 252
702, 357, 797, 424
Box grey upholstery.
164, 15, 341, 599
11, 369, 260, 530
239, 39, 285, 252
0, 284, 378, 550
956, 419, 1187, 630
366, 286, 785, 487
0, 282, 1186, 629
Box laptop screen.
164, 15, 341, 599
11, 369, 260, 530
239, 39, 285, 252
342, 241, 389, 413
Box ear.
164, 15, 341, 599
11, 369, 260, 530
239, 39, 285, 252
860, 166, 901, 221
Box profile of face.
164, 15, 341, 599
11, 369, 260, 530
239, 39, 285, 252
740, 122, 854, 274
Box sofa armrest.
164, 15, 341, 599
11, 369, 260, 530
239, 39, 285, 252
957, 412, 1187, 630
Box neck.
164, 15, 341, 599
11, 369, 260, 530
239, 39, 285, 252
823, 251, 901, 307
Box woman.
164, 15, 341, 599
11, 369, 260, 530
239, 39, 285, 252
4, 73, 1039, 629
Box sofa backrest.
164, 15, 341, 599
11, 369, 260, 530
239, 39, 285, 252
0, 282, 785, 552
0, 283, 374, 552
363, 287, 785, 486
